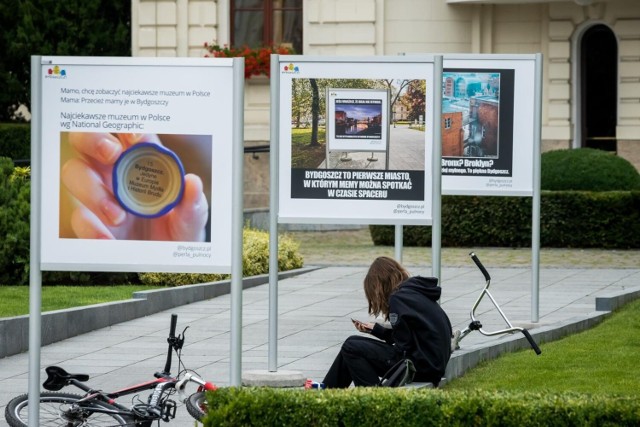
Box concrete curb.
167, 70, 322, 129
444, 285, 640, 383
242, 370, 307, 388
0, 267, 320, 359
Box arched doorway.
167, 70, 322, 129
580, 24, 618, 152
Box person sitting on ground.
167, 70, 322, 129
312, 256, 453, 389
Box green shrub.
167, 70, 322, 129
0, 160, 141, 286
138, 228, 304, 286
540, 191, 640, 248
0, 157, 30, 285
42, 271, 140, 286
370, 149, 640, 249
137, 271, 226, 287
0, 123, 30, 160
369, 191, 640, 249
243, 228, 304, 276
541, 148, 640, 191
202, 387, 640, 427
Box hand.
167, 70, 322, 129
352, 319, 373, 333
61, 132, 209, 241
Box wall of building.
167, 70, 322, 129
384, 0, 475, 54
545, 1, 640, 144
132, 0, 218, 57
442, 112, 464, 157
131, 0, 640, 209
132, 0, 273, 208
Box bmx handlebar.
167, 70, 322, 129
521, 329, 542, 355
466, 252, 542, 355
470, 252, 491, 282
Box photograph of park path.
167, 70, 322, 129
290, 78, 427, 171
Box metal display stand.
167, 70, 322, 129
400, 53, 543, 321
29, 56, 245, 425
268, 54, 443, 373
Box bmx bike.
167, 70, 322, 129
4, 314, 214, 426
451, 252, 542, 355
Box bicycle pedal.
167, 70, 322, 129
161, 399, 177, 421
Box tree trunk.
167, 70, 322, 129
310, 78, 319, 146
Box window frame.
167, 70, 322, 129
230, 0, 302, 51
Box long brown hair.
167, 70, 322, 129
363, 256, 409, 320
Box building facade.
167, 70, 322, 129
132, 0, 640, 207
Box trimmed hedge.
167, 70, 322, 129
202, 387, 640, 426
541, 148, 640, 191
0, 123, 30, 161
370, 192, 640, 248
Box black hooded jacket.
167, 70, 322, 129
371, 276, 452, 383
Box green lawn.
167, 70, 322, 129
291, 127, 326, 169
445, 298, 640, 396
0, 285, 160, 318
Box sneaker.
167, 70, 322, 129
451, 329, 462, 352
304, 379, 326, 390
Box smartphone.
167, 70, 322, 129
351, 318, 371, 331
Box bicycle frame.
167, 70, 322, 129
40, 313, 216, 423
54, 374, 178, 420
453, 252, 542, 355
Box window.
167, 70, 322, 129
444, 117, 452, 129
231, 0, 302, 53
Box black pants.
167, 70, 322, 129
322, 335, 400, 388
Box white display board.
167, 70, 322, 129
276, 56, 440, 225
440, 55, 539, 196
38, 57, 237, 273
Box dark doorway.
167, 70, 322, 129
580, 24, 618, 152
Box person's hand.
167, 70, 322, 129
61, 132, 208, 241
352, 319, 373, 333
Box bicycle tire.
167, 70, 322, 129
4, 392, 135, 427
185, 391, 208, 421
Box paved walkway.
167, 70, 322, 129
321, 124, 425, 170
1, 265, 639, 426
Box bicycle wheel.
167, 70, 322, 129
4, 392, 135, 427
185, 391, 208, 421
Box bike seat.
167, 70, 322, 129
43, 366, 90, 391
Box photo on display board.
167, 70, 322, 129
334, 98, 383, 140
59, 132, 213, 242
289, 78, 426, 202
441, 68, 515, 177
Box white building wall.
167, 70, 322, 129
131, 0, 640, 206
130, 0, 640, 142
383, 0, 475, 54
615, 16, 640, 137
132, 0, 217, 57
306, 0, 380, 55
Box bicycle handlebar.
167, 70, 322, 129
521, 329, 542, 355
163, 314, 179, 375
470, 252, 491, 282
169, 314, 178, 339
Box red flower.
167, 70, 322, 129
203, 43, 295, 79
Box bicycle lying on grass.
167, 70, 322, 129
4, 314, 215, 426
451, 252, 542, 355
